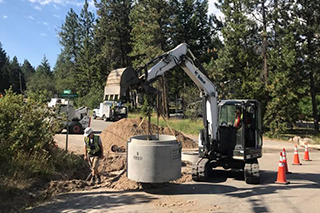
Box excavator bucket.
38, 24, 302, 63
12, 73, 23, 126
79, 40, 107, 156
103, 67, 140, 102
118, 66, 161, 101
119, 67, 141, 100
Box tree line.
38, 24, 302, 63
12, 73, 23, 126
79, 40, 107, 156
1, 0, 320, 135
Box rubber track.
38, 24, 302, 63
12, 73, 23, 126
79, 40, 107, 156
192, 158, 209, 181
244, 160, 260, 184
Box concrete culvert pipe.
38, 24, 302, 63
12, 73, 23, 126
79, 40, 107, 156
127, 135, 181, 183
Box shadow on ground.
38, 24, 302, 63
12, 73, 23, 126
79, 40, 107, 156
145, 169, 320, 197
26, 169, 320, 213
25, 190, 156, 213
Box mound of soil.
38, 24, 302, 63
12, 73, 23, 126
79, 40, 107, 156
100, 117, 197, 154
93, 118, 197, 191
42, 118, 196, 197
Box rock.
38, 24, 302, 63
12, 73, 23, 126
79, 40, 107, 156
293, 136, 301, 144
301, 138, 315, 145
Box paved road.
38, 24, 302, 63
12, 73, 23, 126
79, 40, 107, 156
54, 119, 113, 154
46, 119, 320, 213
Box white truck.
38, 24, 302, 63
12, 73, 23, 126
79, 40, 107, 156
93, 101, 128, 122
49, 98, 91, 134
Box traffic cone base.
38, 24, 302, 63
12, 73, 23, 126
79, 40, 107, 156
275, 180, 290, 184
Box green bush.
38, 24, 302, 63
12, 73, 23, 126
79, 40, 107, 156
76, 87, 104, 109
0, 89, 88, 181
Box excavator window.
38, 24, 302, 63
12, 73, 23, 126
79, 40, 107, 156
219, 104, 241, 128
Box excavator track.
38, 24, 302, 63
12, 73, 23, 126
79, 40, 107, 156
244, 159, 260, 184
192, 157, 210, 181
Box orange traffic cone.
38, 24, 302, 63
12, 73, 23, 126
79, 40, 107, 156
292, 145, 302, 165
303, 143, 312, 161
275, 152, 290, 184
282, 148, 291, 174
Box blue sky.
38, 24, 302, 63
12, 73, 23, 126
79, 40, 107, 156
0, 0, 221, 69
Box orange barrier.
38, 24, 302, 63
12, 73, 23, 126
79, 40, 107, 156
275, 152, 290, 184
303, 143, 311, 161
292, 145, 302, 165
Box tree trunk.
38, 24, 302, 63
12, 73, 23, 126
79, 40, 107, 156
306, 16, 319, 134
262, 0, 268, 88
157, 76, 169, 118
310, 70, 319, 134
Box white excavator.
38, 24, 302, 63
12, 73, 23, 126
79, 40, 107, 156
119, 43, 263, 184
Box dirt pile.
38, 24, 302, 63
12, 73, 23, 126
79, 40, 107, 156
100, 117, 197, 154
95, 118, 196, 190
43, 118, 196, 196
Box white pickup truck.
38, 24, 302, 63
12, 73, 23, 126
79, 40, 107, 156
93, 101, 128, 122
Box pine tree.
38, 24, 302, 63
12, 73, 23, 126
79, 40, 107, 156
36, 56, 51, 76
54, 54, 78, 94
77, 0, 98, 97
295, 0, 320, 134
27, 56, 55, 100
56, 8, 81, 96
9, 56, 24, 93
0, 43, 10, 93
214, 0, 263, 101
21, 59, 35, 83
168, 0, 221, 116
59, 8, 81, 63
130, 0, 173, 117
95, 0, 133, 69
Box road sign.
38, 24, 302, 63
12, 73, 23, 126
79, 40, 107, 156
60, 93, 78, 98
63, 89, 71, 94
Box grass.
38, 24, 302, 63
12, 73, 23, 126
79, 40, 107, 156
128, 112, 203, 135
129, 112, 320, 143
268, 127, 320, 144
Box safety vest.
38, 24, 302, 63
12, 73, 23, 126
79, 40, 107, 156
85, 135, 101, 156
234, 113, 243, 128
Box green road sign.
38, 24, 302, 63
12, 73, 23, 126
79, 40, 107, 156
63, 89, 71, 94
60, 93, 78, 98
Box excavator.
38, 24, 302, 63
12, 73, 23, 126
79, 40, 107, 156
118, 43, 262, 184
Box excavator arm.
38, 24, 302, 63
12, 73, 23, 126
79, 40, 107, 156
120, 43, 218, 153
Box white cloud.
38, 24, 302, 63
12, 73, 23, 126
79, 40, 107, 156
53, 14, 60, 19
43, 21, 48, 25
28, 0, 63, 6
27, 15, 34, 20
208, 0, 224, 20
28, 0, 95, 10
28, 0, 85, 7
41, 33, 48, 36
2, 15, 7, 19
53, 4, 60, 10
34, 5, 42, 10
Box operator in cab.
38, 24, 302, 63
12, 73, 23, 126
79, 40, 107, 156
83, 127, 104, 185
234, 109, 242, 128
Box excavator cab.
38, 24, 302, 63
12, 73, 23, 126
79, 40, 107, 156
217, 100, 263, 160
